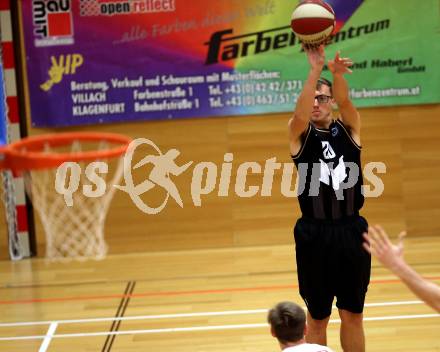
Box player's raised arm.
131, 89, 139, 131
363, 226, 440, 313
328, 51, 361, 145
288, 45, 325, 155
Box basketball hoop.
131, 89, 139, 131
0, 132, 131, 261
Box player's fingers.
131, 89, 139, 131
396, 233, 406, 254
368, 225, 379, 238
375, 225, 395, 249
373, 224, 387, 241
362, 231, 370, 242
362, 232, 372, 247
304, 43, 316, 52
346, 68, 353, 74
338, 60, 353, 67
362, 241, 372, 254
363, 236, 381, 257
301, 42, 311, 51
369, 225, 386, 250
398, 231, 407, 241
397, 231, 407, 249
366, 227, 381, 250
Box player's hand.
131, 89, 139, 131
363, 225, 407, 271
304, 44, 325, 71
328, 51, 353, 75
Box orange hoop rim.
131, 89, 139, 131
0, 132, 132, 171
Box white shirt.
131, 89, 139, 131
283, 343, 334, 352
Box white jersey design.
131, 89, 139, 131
321, 141, 336, 159
319, 155, 347, 191
283, 343, 335, 352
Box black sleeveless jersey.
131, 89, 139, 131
291, 119, 364, 220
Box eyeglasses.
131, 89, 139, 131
314, 95, 332, 104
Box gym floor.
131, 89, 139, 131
1, 236, 439, 351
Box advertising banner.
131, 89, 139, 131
20, 0, 440, 127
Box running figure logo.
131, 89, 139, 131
115, 138, 193, 214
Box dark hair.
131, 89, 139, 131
267, 301, 306, 344
317, 77, 333, 95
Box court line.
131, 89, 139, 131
0, 314, 438, 341
102, 281, 135, 352
0, 300, 426, 327
1, 276, 439, 306
38, 322, 57, 352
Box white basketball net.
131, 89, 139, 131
24, 142, 124, 261
1, 170, 22, 260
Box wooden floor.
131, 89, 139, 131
0, 237, 439, 351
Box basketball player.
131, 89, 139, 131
288, 44, 370, 352
363, 225, 440, 313
268, 301, 334, 352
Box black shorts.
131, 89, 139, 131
294, 215, 371, 320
